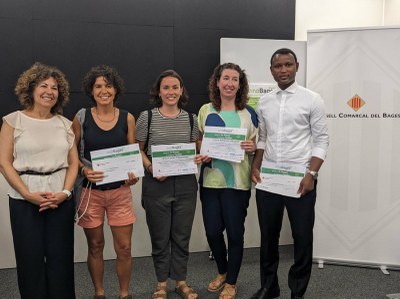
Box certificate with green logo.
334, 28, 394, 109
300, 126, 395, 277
91, 144, 144, 185
255, 161, 305, 198
151, 143, 197, 177
200, 126, 247, 163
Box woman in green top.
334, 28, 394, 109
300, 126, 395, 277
198, 63, 258, 299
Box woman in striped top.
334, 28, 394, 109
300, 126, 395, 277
135, 70, 202, 299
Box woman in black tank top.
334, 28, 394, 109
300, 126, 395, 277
72, 65, 139, 299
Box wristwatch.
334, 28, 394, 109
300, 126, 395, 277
306, 170, 318, 180
62, 189, 72, 199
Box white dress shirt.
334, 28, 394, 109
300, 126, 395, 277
256, 82, 329, 167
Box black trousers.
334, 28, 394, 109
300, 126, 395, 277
9, 197, 75, 299
255, 187, 316, 298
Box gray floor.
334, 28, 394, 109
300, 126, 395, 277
0, 245, 399, 298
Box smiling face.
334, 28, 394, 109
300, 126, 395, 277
159, 76, 183, 108
270, 53, 299, 90
217, 68, 240, 101
91, 76, 116, 106
32, 77, 59, 110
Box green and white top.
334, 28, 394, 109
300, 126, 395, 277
198, 103, 258, 190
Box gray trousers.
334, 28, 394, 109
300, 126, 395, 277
142, 172, 198, 281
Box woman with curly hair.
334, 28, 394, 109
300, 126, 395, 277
72, 65, 139, 299
198, 63, 258, 299
135, 70, 201, 299
0, 62, 79, 299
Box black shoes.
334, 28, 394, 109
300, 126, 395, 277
250, 287, 268, 299
250, 286, 280, 299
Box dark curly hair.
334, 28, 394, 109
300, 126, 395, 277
208, 63, 249, 111
14, 62, 70, 115
149, 69, 189, 108
82, 65, 125, 105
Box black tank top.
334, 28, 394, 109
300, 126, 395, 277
83, 108, 128, 189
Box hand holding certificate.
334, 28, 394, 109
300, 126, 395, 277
90, 144, 144, 185
255, 161, 305, 198
151, 143, 197, 177
200, 126, 247, 163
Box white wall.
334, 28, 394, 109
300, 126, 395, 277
385, 0, 400, 25
295, 0, 385, 41
0, 175, 15, 268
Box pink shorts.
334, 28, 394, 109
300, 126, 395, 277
77, 185, 136, 228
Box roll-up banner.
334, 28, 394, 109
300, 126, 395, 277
307, 27, 400, 268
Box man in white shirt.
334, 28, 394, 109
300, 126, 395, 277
250, 48, 329, 299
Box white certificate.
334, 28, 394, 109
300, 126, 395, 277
255, 161, 305, 198
200, 126, 247, 163
91, 144, 144, 185
151, 143, 197, 177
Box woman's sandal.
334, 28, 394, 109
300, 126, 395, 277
175, 282, 198, 299
219, 283, 237, 299
208, 273, 226, 292
153, 284, 168, 299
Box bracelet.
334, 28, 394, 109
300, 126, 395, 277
146, 163, 152, 172
62, 189, 72, 199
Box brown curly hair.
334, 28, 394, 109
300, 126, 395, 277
14, 62, 70, 114
82, 65, 125, 105
149, 69, 189, 108
208, 63, 249, 111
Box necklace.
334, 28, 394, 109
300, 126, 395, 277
95, 107, 116, 123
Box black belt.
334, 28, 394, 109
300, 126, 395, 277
90, 181, 125, 191
18, 168, 65, 176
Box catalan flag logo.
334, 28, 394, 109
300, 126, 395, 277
347, 94, 365, 111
